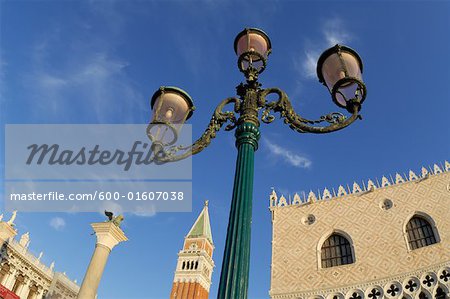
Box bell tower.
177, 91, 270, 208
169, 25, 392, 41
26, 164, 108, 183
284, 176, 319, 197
170, 201, 214, 299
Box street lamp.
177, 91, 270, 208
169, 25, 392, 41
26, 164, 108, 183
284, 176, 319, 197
147, 86, 195, 156
147, 28, 367, 298
317, 44, 366, 111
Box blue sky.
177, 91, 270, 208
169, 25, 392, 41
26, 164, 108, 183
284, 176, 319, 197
1, 1, 449, 298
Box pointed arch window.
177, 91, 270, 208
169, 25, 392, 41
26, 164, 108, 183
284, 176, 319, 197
406, 216, 438, 250
321, 233, 354, 268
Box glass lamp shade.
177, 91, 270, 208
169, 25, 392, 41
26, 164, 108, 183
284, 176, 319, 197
234, 28, 271, 61
150, 86, 194, 124
317, 45, 365, 108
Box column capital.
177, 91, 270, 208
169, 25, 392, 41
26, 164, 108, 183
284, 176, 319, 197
0, 222, 17, 243
235, 122, 260, 150
91, 222, 128, 251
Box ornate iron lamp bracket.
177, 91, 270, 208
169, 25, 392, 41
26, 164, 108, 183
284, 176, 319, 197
149, 97, 240, 163
259, 87, 362, 134
237, 51, 268, 83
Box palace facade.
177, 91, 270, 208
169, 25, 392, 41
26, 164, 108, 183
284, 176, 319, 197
0, 213, 79, 299
269, 162, 450, 299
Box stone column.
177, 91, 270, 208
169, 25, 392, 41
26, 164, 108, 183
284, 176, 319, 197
14, 275, 25, 297
34, 290, 42, 299
18, 277, 31, 299
0, 264, 10, 286
27, 284, 39, 299
77, 222, 127, 299
0, 272, 6, 286
3, 267, 17, 290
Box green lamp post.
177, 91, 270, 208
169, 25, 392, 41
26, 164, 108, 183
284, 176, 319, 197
147, 28, 367, 299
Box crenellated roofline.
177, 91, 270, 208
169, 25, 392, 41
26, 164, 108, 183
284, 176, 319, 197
269, 161, 449, 208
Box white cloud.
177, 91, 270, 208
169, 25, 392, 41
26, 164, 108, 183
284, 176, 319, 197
49, 217, 66, 231
301, 50, 320, 79
131, 205, 156, 217
297, 16, 353, 79
323, 17, 352, 47
20, 14, 146, 124
263, 139, 312, 169
29, 51, 146, 122
37, 73, 68, 89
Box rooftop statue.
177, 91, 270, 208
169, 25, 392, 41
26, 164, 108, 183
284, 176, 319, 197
19, 232, 30, 248
7, 210, 17, 226
104, 210, 124, 227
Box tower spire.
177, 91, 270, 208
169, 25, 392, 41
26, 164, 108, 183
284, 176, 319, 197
186, 200, 213, 243
170, 201, 215, 299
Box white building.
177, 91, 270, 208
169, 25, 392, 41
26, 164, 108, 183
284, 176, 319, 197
269, 162, 450, 299
0, 212, 79, 299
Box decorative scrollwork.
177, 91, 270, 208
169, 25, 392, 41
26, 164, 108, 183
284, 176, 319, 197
261, 107, 275, 124
316, 112, 346, 124
150, 97, 240, 163
259, 87, 361, 134
237, 51, 267, 82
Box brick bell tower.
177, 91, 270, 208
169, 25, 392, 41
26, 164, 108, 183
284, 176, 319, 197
170, 201, 214, 299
